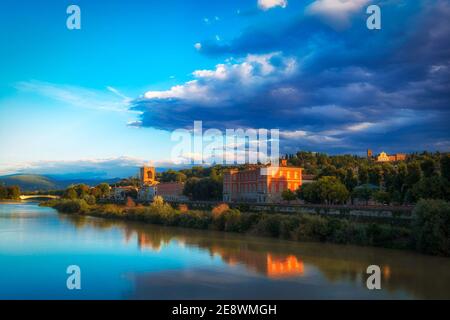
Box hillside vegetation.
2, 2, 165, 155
0, 174, 119, 192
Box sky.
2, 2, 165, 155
0, 0, 449, 177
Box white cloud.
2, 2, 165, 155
106, 86, 131, 102
258, 0, 288, 11
16, 81, 134, 113
194, 42, 202, 50
306, 0, 370, 28
142, 52, 297, 104
127, 120, 143, 127
346, 121, 374, 132
279, 130, 308, 138
280, 130, 341, 144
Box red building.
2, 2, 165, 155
223, 160, 303, 203
156, 182, 188, 202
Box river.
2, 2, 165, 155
0, 202, 449, 299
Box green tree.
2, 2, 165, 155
96, 183, 111, 198
117, 177, 141, 187
358, 166, 369, 185
381, 163, 396, 190
281, 189, 297, 203
368, 165, 383, 186
210, 167, 222, 182
299, 176, 349, 205
297, 183, 320, 204
6, 186, 21, 199
394, 163, 408, 194
409, 176, 450, 202
319, 165, 337, 178
0, 186, 7, 199
406, 162, 422, 186
441, 155, 450, 182
91, 184, 110, 199
335, 168, 347, 184
352, 185, 374, 205
73, 184, 90, 198
183, 177, 200, 199
64, 187, 78, 200
344, 168, 358, 192
373, 190, 391, 205
159, 169, 187, 182
83, 194, 96, 205
420, 158, 437, 178
412, 199, 450, 256
183, 177, 222, 201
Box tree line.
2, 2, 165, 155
62, 183, 111, 204
53, 151, 450, 205
281, 151, 450, 205
0, 185, 21, 200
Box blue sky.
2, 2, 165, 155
0, 0, 449, 177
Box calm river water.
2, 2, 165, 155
1, 202, 449, 299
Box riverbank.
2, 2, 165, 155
42, 197, 450, 257
0, 199, 24, 204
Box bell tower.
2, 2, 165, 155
140, 166, 156, 185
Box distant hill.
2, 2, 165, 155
0, 174, 121, 191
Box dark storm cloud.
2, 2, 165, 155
130, 0, 450, 153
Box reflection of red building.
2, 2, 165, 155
223, 160, 303, 203
210, 246, 304, 278
126, 227, 305, 279
267, 254, 304, 278
137, 233, 163, 251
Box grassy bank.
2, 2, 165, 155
42, 197, 450, 257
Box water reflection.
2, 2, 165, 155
267, 255, 304, 278
59, 214, 450, 299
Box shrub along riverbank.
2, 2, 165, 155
42, 197, 450, 257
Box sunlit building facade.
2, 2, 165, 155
223, 160, 303, 203
376, 151, 407, 162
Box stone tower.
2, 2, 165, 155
140, 166, 156, 185
367, 149, 373, 159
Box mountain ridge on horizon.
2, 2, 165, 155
0, 174, 123, 191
